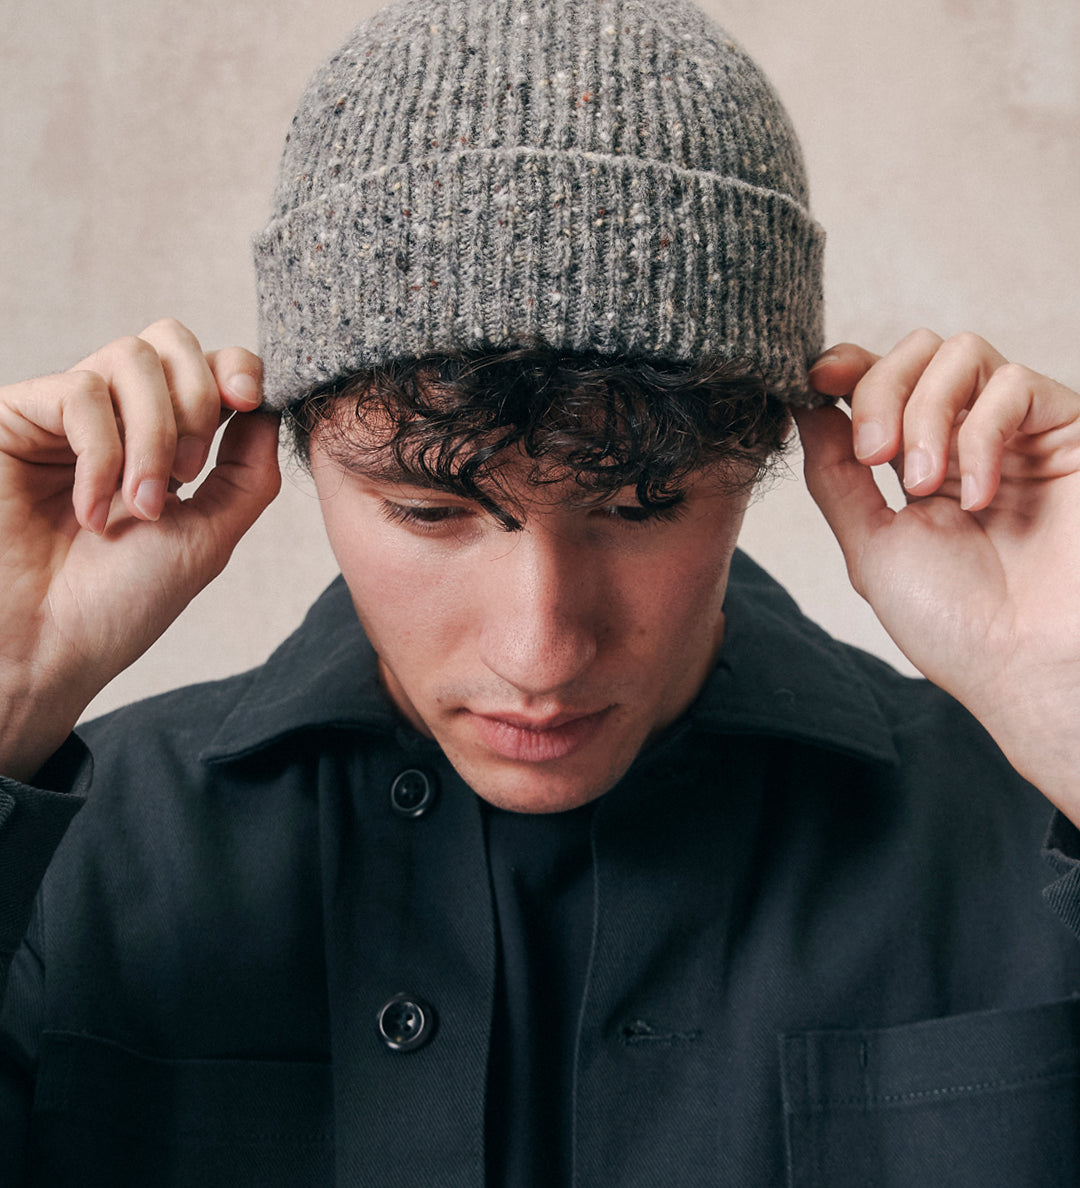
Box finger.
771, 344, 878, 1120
136, 319, 224, 483
956, 362, 1080, 510
795, 404, 892, 594
836, 329, 944, 471
899, 332, 1006, 497
205, 346, 263, 413
0, 370, 124, 534
63, 373, 125, 534
807, 342, 881, 404
181, 411, 282, 572
72, 335, 183, 523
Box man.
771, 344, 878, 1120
3, 0, 1080, 1183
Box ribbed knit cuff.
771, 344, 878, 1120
254, 147, 825, 410
1042, 809, 1080, 942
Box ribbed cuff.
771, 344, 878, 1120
254, 147, 825, 410
1041, 809, 1080, 941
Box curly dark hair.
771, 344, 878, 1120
284, 347, 792, 530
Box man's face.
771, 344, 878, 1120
310, 425, 750, 813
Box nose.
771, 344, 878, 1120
478, 525, 600, 697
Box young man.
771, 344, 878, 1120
4, 0, 1080, 1183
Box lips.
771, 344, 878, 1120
467, 707, 612, 763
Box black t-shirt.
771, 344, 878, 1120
483, 799, 597, 1185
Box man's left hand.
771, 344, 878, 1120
797, 330, 1080, 823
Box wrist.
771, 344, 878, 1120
0, 675, 89, 784
966, 688, 1080, 828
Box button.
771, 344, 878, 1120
389, 768, 437, 817
377, 994, 436, 1052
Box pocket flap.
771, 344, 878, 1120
30, 1030, 333, 1186
781, 998, 1080, 1187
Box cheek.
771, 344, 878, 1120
644, 525, 740, 617
624, 519, 742, 657
642, 561, 729, 648
322, 514, 469, 674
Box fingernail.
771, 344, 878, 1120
854, 421, 888, 460
903, 447, 932, 491
960, 473, 979, 511
227, 373, 260, 405
174, 436, 207, 480
808, 353, 840, 379
134, 478, 166, 521
87, 498, 111, 536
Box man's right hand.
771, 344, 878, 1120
0, 319, 281, 782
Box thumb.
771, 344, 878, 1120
794, 404, 891, 582
182, 410, 282, 563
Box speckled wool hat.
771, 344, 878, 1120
253, 0, 826, 410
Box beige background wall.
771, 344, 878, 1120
2, 0, 1078, 719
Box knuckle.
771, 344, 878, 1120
150, 413, 179, 446
901, 391, 948, 440
63, 369, 111, 408
95, 434, 125, 469
60, 374, 123, 462
180, 375, 226, 428
110, 334, 160, 366
955, 414, 981, 450
141, 316, 196, 345
132, 422, 178, 466
214, 345, 264, 382
943, 330, 991, 358
902, 327, 944, 352
956, 410, 1004, 461
992, 361, 1035, 390
900, 398, 931, 432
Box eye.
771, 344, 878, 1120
591, 499, 687, 526
600, 504, 656, 523
379, 500, 472, 531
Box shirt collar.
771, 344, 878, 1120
199, 576, 399, 763
690, 551, 899, 766
201, 550, 898, 768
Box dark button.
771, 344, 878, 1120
377, 994, 436, 1052
389, 768, 437, 817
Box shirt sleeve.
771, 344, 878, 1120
1041, 809, 1080, 942
0, 735, 89, 1185
0, 736, 89, 995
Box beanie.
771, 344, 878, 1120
253, 0, 826, 410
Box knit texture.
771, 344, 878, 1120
253, 0, 826, 409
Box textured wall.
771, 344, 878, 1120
1, 0, 1077, 717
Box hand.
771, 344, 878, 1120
796, 329, 1080, 821
0, 319, 281, 781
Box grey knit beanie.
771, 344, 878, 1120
253, 0, 826, 410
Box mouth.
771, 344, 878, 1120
466, 707, 613, 763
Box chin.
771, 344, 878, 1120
478, 783, 605, 814
455, 756, 627, 814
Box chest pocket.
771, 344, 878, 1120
781, 997, 1080, 1187
27, 1031, 333, 1187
